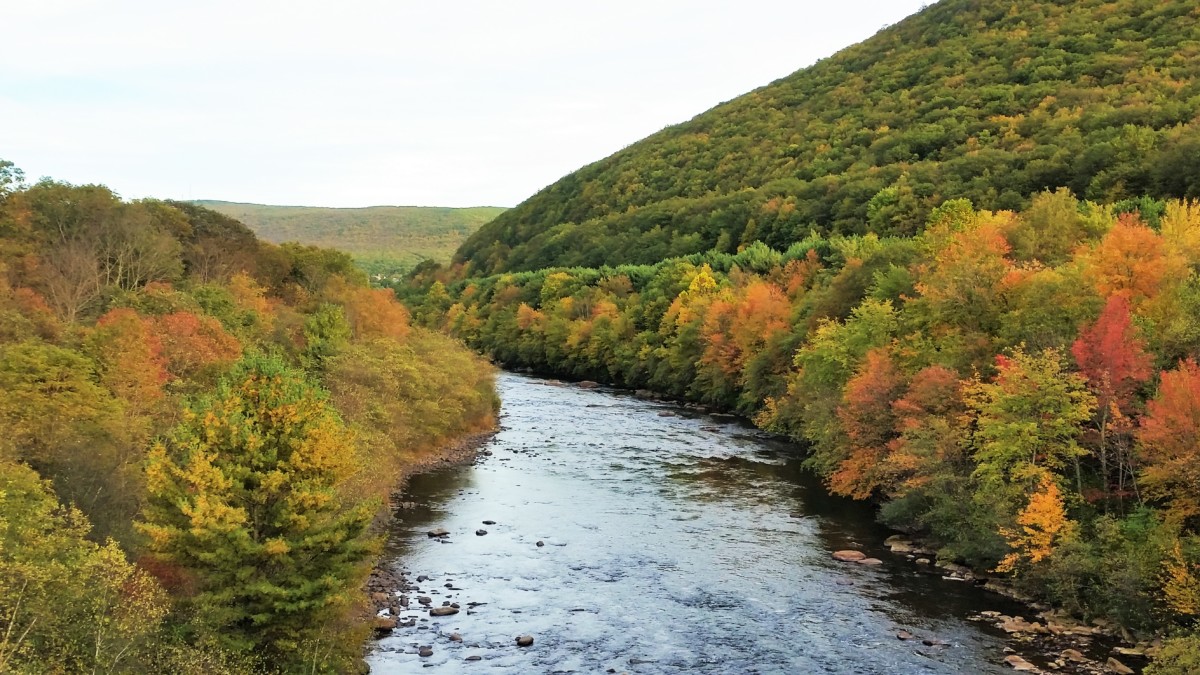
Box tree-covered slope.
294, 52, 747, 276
456, 0, 1200, 275
197, 200, 506, 277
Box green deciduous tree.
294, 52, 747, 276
967, 347, 1095, 493
0, 460, 168, 673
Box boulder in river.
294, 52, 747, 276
1060, 648, 1087, 663
418, 596, 432, 606
856, 557, 883, 566
418, 646, 433, 657
536, 540, 545, 547
516, 635, 534, 647
476, 529, 488, 536
832, 550, 867, 562
1106, 658, 1134, 674
482, 520, 496, 525
373, 616, 397, 631
427, 528, 450, 538
450, 632, 463, 642
1002, 654, 1038, 671
896, 630, 914, 640
430, 606, 460, 616
465, 655, 482, 661
578, 380, 599, 389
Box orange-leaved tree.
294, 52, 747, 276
1138, 359, 1200, 523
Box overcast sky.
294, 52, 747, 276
3, 0, 930, 208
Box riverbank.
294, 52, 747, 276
362, 429, 498, 636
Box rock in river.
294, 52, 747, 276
427, 528, 450, 538
1106, 658, 1134, 674
430, 606, 459, 616
516, 635, 534, 647
1002, 654, 1038, 671
832, 550, 867, 562
482, 520, 496, 525
476, 529, 488, 536
536, 540, 545, 547
418, 646, 433, 657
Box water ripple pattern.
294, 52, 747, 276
368, 374, 1019, 674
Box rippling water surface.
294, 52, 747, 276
368, 374, 1027, 674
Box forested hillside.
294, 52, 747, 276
197, 200, 505, 278
456, 0, 1200, 275
0, 160, 497, 674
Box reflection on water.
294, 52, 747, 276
368, 374, 1025, 674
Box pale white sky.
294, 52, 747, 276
2, 0, 929, 208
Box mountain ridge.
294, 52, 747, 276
454, 0, 1200, 275
196, 200, 507, 276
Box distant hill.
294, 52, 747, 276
196, 201, 507, 277
456, 0, 1200, 275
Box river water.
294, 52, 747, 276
367, 374, 1033, 674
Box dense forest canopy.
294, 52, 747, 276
0, 161, 497, 673
197, 200, 506, 278
455, 0, 1200, 275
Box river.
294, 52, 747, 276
367, 373, 1044, 674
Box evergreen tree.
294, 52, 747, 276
139, 354, 374, 663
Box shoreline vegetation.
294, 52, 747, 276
399, 192, 1200, 674
0, 161, 500, 674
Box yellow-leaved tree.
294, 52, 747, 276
996, 475, 1077, 573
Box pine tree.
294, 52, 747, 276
139, 354, 374, 662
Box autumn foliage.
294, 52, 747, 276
406, 191, 1200, 655
0, 169, 497, 673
